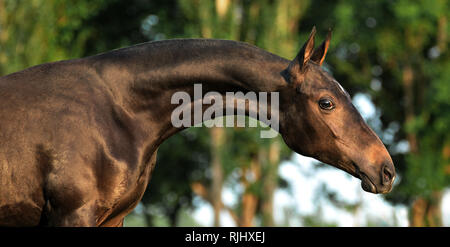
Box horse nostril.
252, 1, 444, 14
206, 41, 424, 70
382, 164, 395, 185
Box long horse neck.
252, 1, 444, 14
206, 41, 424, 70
90, 39, 289, 145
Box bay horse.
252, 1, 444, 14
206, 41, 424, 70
0, 27, 395, 226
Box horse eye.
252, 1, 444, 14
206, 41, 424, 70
318, 98, 335, 110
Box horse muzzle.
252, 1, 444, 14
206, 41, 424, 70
357, 162, 396, 194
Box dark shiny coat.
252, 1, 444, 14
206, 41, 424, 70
0, 33, 395, 226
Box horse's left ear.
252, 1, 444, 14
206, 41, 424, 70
310, 29, 332, 66
286, 26, 316, 77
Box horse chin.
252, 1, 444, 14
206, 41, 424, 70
351, 162, 378, 194
360, 173, 377, 193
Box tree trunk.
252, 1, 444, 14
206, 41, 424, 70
210, 127, 225, 226
411, 192, 443, 227
143, 206, 154, 226
169, 203, 181, 227
404, 65, 442, 227
404, 18, 447, 226
437, 16, 447, 52
215, 0, 230, 19
261, 139, 280, 226
402, 65, 418, 153
239, 156, 260, 227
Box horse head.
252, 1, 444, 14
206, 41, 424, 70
279, 27, 395, 194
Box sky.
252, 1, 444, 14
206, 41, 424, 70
191, 93, 450, 227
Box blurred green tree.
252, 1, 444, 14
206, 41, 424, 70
0, 0, 108, 75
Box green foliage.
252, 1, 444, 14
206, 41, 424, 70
0, 0, 109, 75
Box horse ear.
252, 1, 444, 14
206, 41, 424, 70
286, 26, 316, 76
311, 29, 332, 66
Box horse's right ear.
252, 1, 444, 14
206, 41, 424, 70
311, 29, 331, 66
285, 26, 316, 82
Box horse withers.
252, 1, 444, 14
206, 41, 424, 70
0, 27, 395, 226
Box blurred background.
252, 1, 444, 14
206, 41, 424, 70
0, 0, 449, 226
